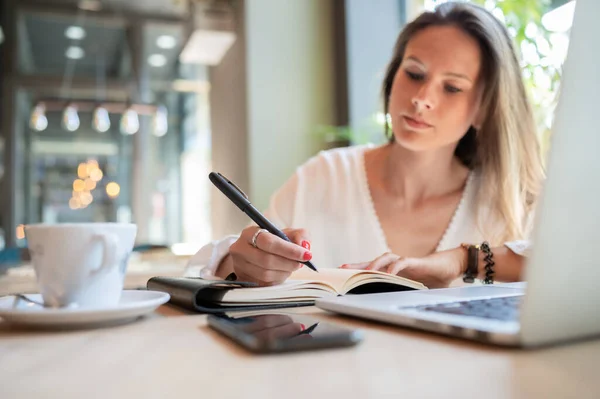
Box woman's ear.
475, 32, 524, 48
472, 86, 486, 131
472, 104, 485, 131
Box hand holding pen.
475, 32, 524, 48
209, 172, 318, 286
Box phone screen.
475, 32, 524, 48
207, 313, 363, 353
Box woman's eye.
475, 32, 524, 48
444, 85, 462, 94
405, 71, 424, 81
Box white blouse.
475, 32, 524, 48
185, 144, 532, 278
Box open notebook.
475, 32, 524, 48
147, 268, 427, 313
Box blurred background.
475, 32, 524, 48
0, 0, 574, 271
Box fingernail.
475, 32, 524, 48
301, 240, 311, 250
340, 264, 347, 268
300, 324, 306, 331
303, 251, 312, 261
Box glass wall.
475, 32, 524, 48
0, 0, 212, 252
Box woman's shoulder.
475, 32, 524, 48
283, 144, 375, 201
298, 143, 375, 176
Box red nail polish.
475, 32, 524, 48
300, 324, 306, 331
303, 251, 312, 261
301, 240, 311, 250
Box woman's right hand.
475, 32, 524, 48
228, 226, 312, 286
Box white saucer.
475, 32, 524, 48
0, 290, 170, 329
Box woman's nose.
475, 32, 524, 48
412, 97, 433, 111
412, 85, 435, 112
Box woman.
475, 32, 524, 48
186, 2, 544, 287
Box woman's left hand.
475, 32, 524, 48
340, 248, 467, 289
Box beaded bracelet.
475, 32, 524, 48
480, 241, 495, 284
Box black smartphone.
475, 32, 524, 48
207, 313, 364, 353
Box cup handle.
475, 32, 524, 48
90, 233, 119, 276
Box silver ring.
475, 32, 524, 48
250, 229, 269, 248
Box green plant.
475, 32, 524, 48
314, 124, 374, 147
471, 0, 564, 152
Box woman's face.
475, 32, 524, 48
389, 25, 484, 152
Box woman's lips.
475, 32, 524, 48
402, 115, 433, 130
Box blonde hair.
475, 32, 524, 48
382, 2, 545, 244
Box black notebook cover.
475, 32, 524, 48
146, 276, 314, 313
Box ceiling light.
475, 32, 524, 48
148, 54, 167, 67
29, 103, 48, 132
180, 30, 235, 65
179, 2, 236, 66
120, 107, 139, 135
65, 46, 85, 60
156, 35, 177, 49
106, 182, 121, 198
62, 104, 80, 132
92, 106, 111, 133
65, 26, 86, 40
78, 0, 102, 12
152, 105, 168, 137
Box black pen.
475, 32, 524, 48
295, 322, 319, 337
208, 172, 318, 272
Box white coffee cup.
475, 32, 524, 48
25, 223, 137, 308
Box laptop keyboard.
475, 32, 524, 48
413, 295, 524, 322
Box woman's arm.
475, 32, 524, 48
471, 244, 526, 282
184, 235, 238, 278
215, 253, 234, 279
341, 244, 527, 288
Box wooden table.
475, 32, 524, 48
2, 270, 600, 398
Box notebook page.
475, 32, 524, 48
220, 280, 338, 302
344, 270, 427, 292
289, 268, 366, 292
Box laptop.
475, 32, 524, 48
316, 0, 600, 347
